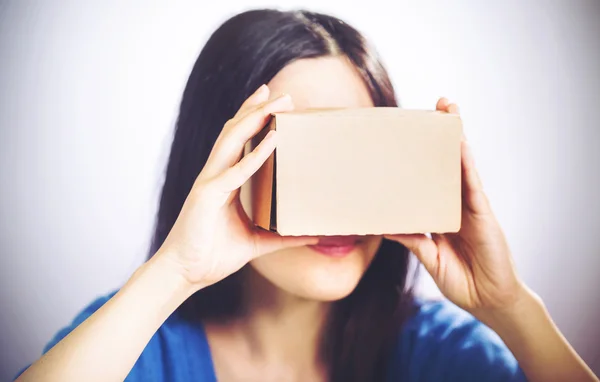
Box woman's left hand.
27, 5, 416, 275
385, 98, 526, 317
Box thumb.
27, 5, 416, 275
385, 234, 440, 277
252, 228, 318, 258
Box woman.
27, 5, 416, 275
16, 9, 597, 382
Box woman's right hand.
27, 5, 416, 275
15, 86, 317, 382
155, 85, 317, 290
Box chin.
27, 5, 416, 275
248, 236, 382, 302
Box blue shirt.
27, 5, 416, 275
18, 292, 527, 381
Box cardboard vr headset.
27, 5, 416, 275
247, 107, 463, 236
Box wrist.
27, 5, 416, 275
474, 286, 598, 381
476, 283, 546, 338
131, 254, 198, 308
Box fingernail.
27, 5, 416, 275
448, 103, 459, 115
254, 84, 269, 98
266, 93, 293, 112
265, 130, 277, 141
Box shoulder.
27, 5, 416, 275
388, 298, 528, 382
37, 290, 215, 382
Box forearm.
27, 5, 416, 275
17, 254, 195, 382
479, 286, 598, 382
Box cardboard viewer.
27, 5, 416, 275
248, 107, 463, 236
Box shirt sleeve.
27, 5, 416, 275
389, 299, 528, 382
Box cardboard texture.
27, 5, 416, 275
249, 107, 463, 236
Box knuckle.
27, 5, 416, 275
213, 139, 239, 159
243, 103, 266, 120
258, 103, 269, 117
219, 140, 235, 154
223, 118, 237, 131
234, 163, 251, 180
243, 149, 257, 161
192, 179, 216, 199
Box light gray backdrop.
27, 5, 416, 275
1, 1, 599, 380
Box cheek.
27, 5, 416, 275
248, 236, 383, 301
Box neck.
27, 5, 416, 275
237, 267, 330, 373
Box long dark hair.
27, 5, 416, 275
149, 9, 414, 382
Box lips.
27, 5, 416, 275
309, 235, 360, 257
316, 235, 359, 246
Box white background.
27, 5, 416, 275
1, 1, 599, 379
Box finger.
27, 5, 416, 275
447, 103, 460, 115
436, 97, 450, 111
436, 97, 460, 115
252, 229, 319, 258
431, 232, 449, 246
461, 139, 491, 215
432, 233, 456, 258
235, 84, 270, 117
199, 85, 270, 181
432, 233, 471, 265
232, 93, 293, 141
205, 93, 293, 177
213, 129, 277, 193
435, 99, 485, 214
384, 234, 439, 277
